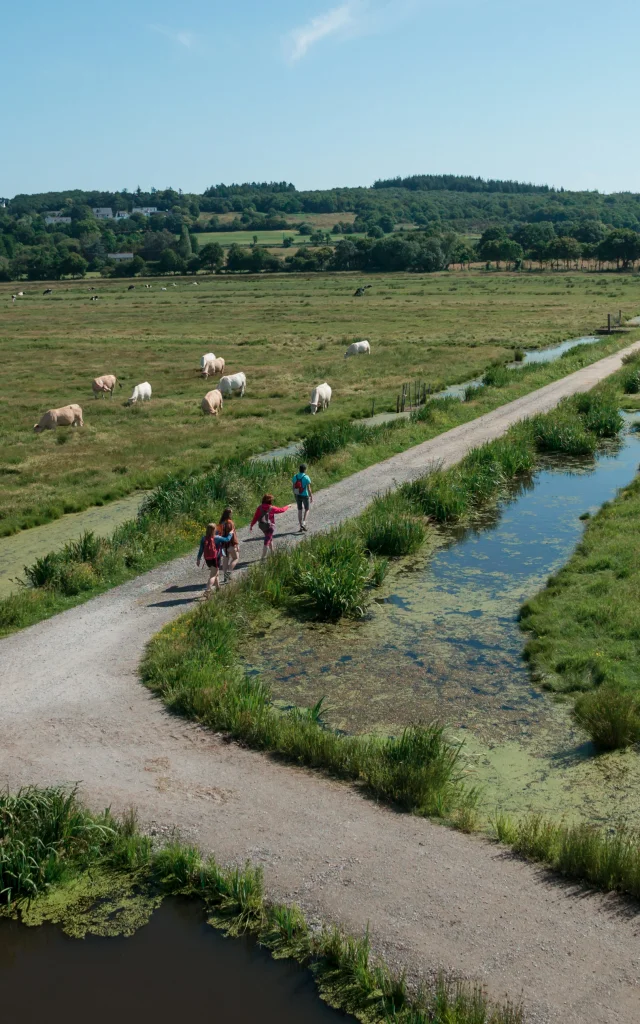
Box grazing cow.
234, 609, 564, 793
11, 294, 16, 303
218, 372, 246, 397
201, 389, 223, 416
34, 404, 84, 433
92, 374, 121, 398
127, 381, 152, 405
127, 285, 135, 291
43, 288, 53, 296
310, 382, 332, 414
344, 340, 371, 358
161, 287, 167, 291
17, 291, 24, 297
172, 282, 177, 287
201, 356, 225, 379
192, 281, 198, 286
90, 295, 99, 301
353, 285, 372, 297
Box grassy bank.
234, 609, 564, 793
1, 269, 638, 535
520, 358, 640, 749
0, 786, 521, 1024
0, 335, 632, 636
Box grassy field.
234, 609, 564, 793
1, 270, 639, 535
196, 229, 305, 247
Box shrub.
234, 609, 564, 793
0, 787, 113, 905
573, 685, 640, 750
403, 470, 469, 522
360, 504, 426, 557
513, 348, 525, 362
572, 390, 623, 437
365, 725, 469, 815
23, 552, 63, 589
300, 420, 374, 462
482, 364, 511, 387
57, 561, 97, 596
530, 411, 596, 456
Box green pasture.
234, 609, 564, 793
196, 229, 306, 247
1, 270, 639, 534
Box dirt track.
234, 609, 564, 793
3, 343, 640, 1023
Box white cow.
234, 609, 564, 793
201, 389, 223, 416
344, 340, 371, 358
310, 382, 332, 414
200, 352, 216, 374
92, 374, 121, 398
34, 404, 84, 433
127, 382, 152, 405
201, 356, 225, 379
218, 372, 246, 398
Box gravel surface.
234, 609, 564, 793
2, 343, 640, 1023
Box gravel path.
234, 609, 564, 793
2, 343, 640, 1023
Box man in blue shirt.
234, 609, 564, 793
292, 463, 313, 532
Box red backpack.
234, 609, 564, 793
203, 535, 218, 563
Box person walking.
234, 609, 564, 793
216, 506, 239, 582
249, 493, 290, 558
292, 463, 313, 532
196, 522, 233, 599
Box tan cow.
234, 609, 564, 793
201, 356, 225, 379
34, 404, 84, 433
92, 374, 121, 398
201, 390, 223, 416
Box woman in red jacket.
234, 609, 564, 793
249, 493, 290, 558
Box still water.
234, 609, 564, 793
0, 900, 351, 1024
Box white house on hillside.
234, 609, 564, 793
45, 216, 72, 225
107, 252, 134, 261
93, 207, 113, 219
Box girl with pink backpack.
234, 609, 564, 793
196, 522, 232, 599
249, 493, 290, 558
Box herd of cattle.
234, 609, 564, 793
31, 339, 371, 434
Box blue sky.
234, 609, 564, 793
4, 0, 638, 197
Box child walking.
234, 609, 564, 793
292, 463, 313, 532
196, 522, 232, 599
249, 493, 290, 558
216, 506, 239, 582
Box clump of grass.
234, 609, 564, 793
572, 389, 623, 437
529, 409, 595, 456
360, 497, 426, 557
573, 686, 640, 751
300, 420, 377, 462
496, 812, 640, 898
0, 787, 114, 905
512, 348, 525, 362
622, 367, 640, 393
482, 364, 511, 387
365, 725, 471, 816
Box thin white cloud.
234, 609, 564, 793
151, 25, 195, 49
286, 3, 357, 62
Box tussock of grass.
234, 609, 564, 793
573, 686, 640, 751
493, 812, 640, 898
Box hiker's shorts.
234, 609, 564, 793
295, 495, 310, 511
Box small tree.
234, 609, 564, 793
60, 251, 88, 278
177, 224, 192, 259
158, 248, 184, 274
199, 242, 224, 273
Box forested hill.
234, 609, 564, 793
6, 174, 640, 232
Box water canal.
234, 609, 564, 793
0, 900, 352, 1024
245, 414, 640, 827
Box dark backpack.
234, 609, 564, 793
257, 506, 271, 534
203, 535, 219, 563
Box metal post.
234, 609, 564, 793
608, 313, 612, 334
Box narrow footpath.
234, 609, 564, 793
2, 343, 640, 1024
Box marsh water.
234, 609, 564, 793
246, 415, 640, 826
0, 900, 351, 1024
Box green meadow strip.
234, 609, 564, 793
1, 786, 521, 1024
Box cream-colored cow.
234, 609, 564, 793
34, 404, 84, 433
92, 374, 121, 398
201, 390, 223, 416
